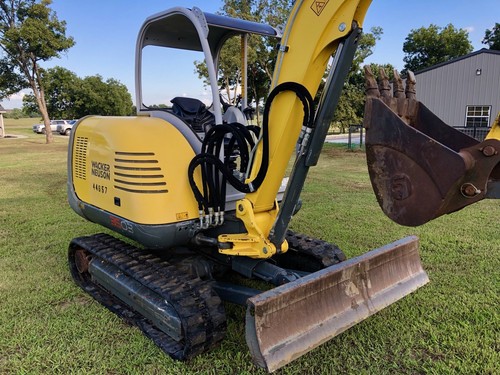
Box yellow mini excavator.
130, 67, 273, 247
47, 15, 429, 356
66, 1, 500, 372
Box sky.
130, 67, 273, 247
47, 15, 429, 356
1, 0, 499, 109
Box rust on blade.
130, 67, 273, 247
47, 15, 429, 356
245, 236, 428, 372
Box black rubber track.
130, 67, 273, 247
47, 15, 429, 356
68, 233, 226, 360
273, 230, 346, 272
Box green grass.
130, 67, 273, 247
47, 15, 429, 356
1, 119, 499, 374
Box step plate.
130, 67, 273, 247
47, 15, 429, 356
245, 236, 428, 372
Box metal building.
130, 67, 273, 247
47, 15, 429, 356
414, 48, 500, 140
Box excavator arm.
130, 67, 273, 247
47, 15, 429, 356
218, 0, 372, 258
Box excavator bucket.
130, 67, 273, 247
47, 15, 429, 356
245, 236, 428, 372
363, 66, 500, 226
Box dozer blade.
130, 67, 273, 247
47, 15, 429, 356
245, 236, 428, 372
363, 66, 500, 226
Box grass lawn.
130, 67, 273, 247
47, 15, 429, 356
1, 118, 498, 374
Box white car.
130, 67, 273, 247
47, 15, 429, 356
57, 120, 77, 135
32, 120, 73, 134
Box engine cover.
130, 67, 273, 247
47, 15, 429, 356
67, 115, 203, 247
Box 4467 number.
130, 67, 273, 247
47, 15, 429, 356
93, 183, 108, 194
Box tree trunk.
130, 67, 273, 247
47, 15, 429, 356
232, 84, 238, 106
225, 77, 232, 105
40, 104, 53, 144
232, 72, 241, 107
30, 83, 53, 144
0, 114, 4, 138
29, 60, 53, 143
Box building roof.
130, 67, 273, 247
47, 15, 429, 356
415, 48, 500, 75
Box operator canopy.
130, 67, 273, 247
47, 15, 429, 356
135, 7, 280, 117
138, 7, 279, 54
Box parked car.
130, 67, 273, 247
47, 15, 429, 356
57, 120, 77, 135
32, 120, 73, 134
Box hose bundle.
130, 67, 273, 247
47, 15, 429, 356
188, 82, 314, 227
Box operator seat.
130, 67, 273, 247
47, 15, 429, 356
171, 97, 215, 133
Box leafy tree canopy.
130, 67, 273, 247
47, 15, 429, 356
23, 66, 133, 118
352, 27, 383, 73
195, 0, 293, 119
482, 23, 500, 50
328, 28, 385, 132
0, 0, 75, 142
402, 24, 473, 72
195, 1, 383, 132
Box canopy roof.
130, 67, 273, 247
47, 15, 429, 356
140, 7, 279, 52
135, 7, 281, 118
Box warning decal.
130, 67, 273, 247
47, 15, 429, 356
310, 0, 329, 16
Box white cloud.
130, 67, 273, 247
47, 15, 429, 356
11, 92, 26, 100
0, 90, 30, 109
0, 90, 29, 109
464, 26, 475, 33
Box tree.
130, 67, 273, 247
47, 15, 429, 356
23, 67, 134, 119
195, 35, 243, 105
402, 24, 473, 72
352, 27, 383, 74
225, 0, 293, 107
483, 23, 500, 50
195, 1, 382, 131
4, 107, 24, 119
77, 75, 133, 117
328, 28, 385, 133
0, 0, 75, 143
24, 66, 80, 118
195, 0, 293, 122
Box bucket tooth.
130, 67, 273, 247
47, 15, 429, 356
378, 68, 392, 98
363, 65, 380, 98
245, 236, 428, 372
392, 69, 405, 99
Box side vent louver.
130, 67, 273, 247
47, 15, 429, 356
113, 152, 168, 194
74, 137, 88, 180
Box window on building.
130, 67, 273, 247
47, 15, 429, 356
465, 105, 491, 128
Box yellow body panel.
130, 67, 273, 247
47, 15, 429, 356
486, 112, 500, 140
72, 116, 200, 225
